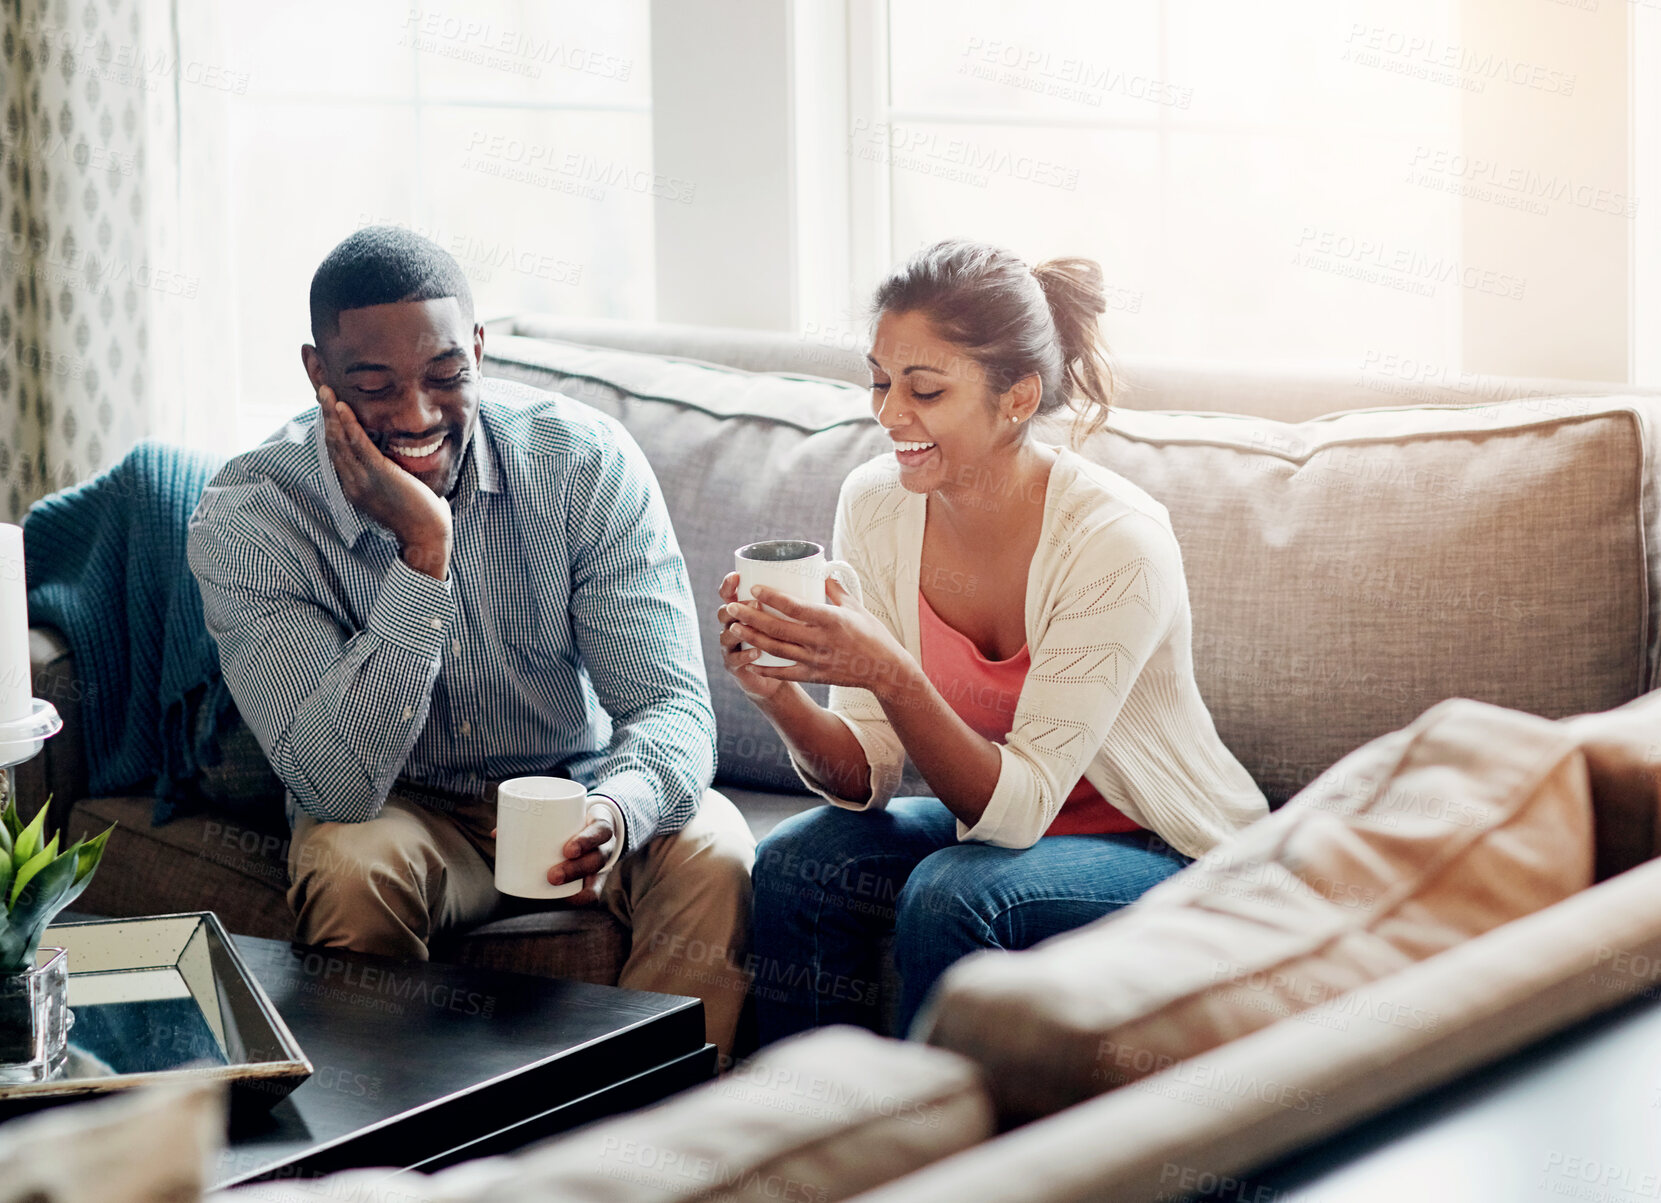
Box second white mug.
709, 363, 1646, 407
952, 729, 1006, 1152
733, 539, 861, 667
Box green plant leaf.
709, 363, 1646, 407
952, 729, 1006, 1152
1, 797, 19, 841
0, 804, 106, 973
0, 928, 27, 974
8, 844, 57, 908
44, 828, 113, 921
0, 815, 11, 860
51, 873, 94, 917
2, 850, 81, 967
73, 826, 113, 884
11, 804, 49, 865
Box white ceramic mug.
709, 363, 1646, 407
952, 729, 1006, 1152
493, 777, 626, 899
733, 539, 861, 667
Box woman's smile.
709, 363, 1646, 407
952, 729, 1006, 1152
892, 439, 938, 468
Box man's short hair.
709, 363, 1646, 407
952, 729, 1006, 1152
309, 226, 475, 345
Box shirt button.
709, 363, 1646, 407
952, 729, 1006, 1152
460, 720, 472, 737
429, 618, 442, 630
451, 639, 462, 655
402, 706, 414, 721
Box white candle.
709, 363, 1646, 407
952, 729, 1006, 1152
0, 524, 32, 725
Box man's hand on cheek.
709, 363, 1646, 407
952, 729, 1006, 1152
319, 385, 453, 580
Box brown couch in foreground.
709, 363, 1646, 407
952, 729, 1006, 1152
214, 691, 1661, 1202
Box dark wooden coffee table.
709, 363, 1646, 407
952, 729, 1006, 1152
216, 934, 713, 1188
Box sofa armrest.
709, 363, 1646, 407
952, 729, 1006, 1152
12, 626, 90, 834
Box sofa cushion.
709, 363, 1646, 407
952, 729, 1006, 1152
433, 909, 627, 989
1050, 398, 1661, 804
719, 784, 822, 841
68, 796, 296, 940
484, 334, 899, 793
212, 1027, 994, 1203
853, 850, 1661, 1203
485, 331, 1661, 807
919, 698, 1596, 1125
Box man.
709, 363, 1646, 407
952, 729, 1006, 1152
187, 227, 753, 1055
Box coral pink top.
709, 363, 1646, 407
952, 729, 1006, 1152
916, 590, 1142, 837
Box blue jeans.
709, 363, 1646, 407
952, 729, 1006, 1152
750, 797, 1192, 1045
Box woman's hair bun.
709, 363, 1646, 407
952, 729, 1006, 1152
1033, 257, 1114, 434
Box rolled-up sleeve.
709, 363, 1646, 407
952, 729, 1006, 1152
188, 481, 454, 824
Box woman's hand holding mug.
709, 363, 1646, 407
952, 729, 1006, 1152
718, 571, 792, 703
718, 539, 911, 702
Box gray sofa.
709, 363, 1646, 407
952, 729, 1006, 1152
22, 317, 1661, 1202
23, 317, 1655, 989
20, 314, 1661, 983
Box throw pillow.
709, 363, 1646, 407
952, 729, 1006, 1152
0, 1081, 223, 1203
917, 698, 1596, 1125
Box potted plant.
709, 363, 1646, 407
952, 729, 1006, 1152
0, 798, 112, 1082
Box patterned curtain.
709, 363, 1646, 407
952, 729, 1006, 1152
0, 0, 178, 522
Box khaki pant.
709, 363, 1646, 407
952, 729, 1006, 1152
286, 785, 755, 1058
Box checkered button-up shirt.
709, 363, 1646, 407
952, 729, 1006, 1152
186, 377, 715, 853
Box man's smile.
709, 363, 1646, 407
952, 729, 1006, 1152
376, 430, 454, 476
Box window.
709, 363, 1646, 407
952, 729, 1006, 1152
862, 0, 1631, 382
153, 0, 1647, 453
173, 0, 652, 451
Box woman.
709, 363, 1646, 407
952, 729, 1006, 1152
718, 240, 1268, 1044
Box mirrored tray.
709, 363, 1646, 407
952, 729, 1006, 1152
0, 913, 312, 1112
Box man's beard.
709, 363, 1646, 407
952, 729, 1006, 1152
367, 423, 468, 497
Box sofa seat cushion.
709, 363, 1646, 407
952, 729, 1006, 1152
213, 1027, 993, 1203
718, 784, 821, 840
920, 698, 1596, 1125
68, 796, 295, 941
434, 909, 628, 988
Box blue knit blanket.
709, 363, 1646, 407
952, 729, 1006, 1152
23, 441, 233, 823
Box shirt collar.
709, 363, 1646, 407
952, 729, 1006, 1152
457, 406, 503, 503
313, 404, 501, 549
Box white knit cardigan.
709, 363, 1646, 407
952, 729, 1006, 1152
791, 447, 1269, 857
